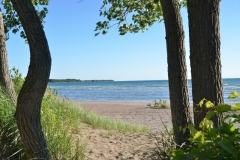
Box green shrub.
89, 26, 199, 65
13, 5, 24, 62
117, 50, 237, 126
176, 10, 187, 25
10, 67, 24, 94
147, 99, 169, 109
172, 91, 240, 160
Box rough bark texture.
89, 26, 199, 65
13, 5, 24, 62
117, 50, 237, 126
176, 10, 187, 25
0, 10, 17, 105
187, 0, 223, 128
10, 0, 51, 159
160, 0, 192, 145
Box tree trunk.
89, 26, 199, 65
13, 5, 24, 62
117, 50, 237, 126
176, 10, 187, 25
0, 10, 17, 105
160, 0, 192, 145
187, 0, 223, 128
10, 0, 51, 159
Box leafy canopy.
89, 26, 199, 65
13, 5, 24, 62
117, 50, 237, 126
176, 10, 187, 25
94, 0, 187, 36
1, 0, 49, 40
95, 0, 163, 36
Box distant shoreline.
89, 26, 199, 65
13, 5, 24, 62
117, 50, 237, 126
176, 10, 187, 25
48, 79, 114, 83
48, 78, 240, 83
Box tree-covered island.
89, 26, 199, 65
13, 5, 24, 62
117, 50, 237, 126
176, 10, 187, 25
48, 79, 114, 83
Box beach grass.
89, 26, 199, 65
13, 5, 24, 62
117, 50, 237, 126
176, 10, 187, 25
41, 89, 85, 159
78, 107, 148, 133
0, 86, 23, 159
44, 88, 148, 134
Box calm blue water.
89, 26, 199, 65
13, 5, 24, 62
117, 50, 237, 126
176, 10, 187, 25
48, 78, 240, 102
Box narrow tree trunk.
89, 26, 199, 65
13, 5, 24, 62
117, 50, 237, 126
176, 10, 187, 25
10, 0, 51, 159
187, 0, 223, 128
0, 10, 17, 105
160, 0, 192, 145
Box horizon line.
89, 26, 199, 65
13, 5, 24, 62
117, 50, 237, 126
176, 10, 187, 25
48, 77, 240, 82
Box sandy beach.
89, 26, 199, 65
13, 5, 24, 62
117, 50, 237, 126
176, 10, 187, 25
74, 101, 238, 132
74, 100, 175, 132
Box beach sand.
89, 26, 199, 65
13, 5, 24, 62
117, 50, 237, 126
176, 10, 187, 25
73, 100, 177, 160
74, 100, 175, 132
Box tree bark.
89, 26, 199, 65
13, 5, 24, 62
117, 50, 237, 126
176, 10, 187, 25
160, 0, 192, 145
0, 10, 17, 105
10, 0, 51, 159
187, 0, 223, 128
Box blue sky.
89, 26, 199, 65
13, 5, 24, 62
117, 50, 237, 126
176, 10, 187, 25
4, 0, 240, 81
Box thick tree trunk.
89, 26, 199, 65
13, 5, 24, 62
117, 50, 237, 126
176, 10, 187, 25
160, 0, 192, 145
10, 0, 51, 159
0, 10, 17, 105
187, 0, 223, 128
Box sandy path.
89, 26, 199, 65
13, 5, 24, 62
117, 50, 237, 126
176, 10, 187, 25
77, 123, 158, 160
72, 100, 177, 159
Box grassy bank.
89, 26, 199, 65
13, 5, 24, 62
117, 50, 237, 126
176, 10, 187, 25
0, 85, 148, 159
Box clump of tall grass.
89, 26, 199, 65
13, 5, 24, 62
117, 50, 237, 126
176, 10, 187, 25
147, 99, 169, 109
0, 69, 85, 159
79, 110, 148, 133
0, 86, 85, 159
0, 86, 24, 159
146, 118, 176, 160
42, 88, 85, 159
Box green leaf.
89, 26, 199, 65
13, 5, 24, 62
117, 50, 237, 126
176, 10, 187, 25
217, 141, 238, 159
102, 30, 108, 35
220, 122, 237, 135
230, 125, 236, 132
119, 31, 127, 35
182, 127, 186, 134
199, 98, 206, 108
94, 32, 100, 37
193, 131, 202, 141
228, 91, 239, 99
206, 111, 217, 120
216, 104, 231, 113
205, 101, 214, 108
172, 149, 185, 159
231, 103, 240, 111
199, 118, 213, 129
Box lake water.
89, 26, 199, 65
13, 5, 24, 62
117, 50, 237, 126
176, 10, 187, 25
48, 78, 240, 102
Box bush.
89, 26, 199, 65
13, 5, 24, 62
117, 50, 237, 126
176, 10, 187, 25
147, 99, 169, 109
172, 91, 240, 159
